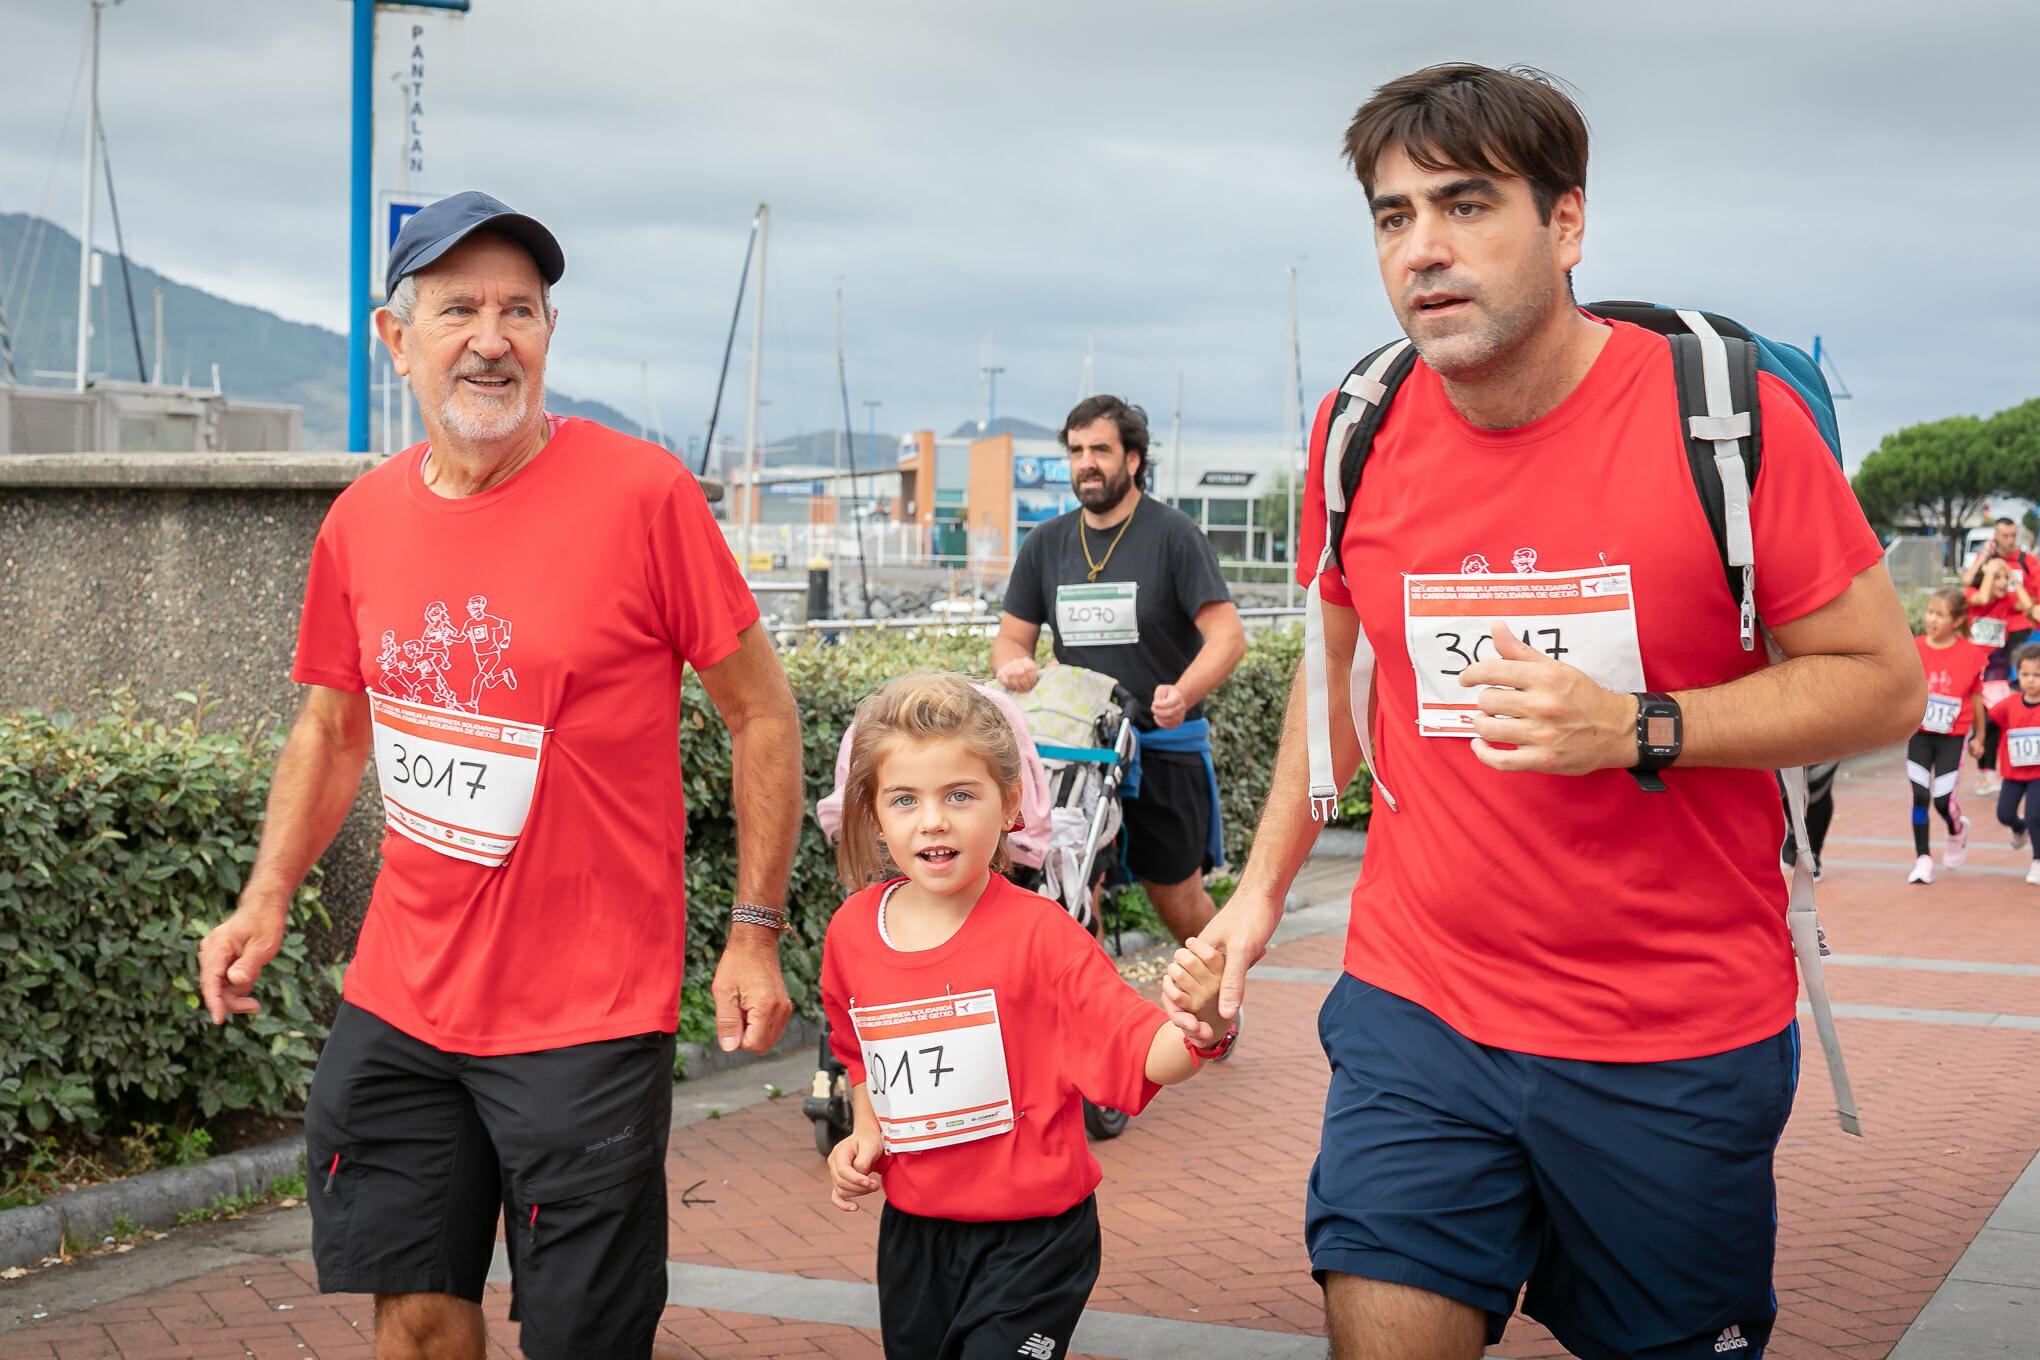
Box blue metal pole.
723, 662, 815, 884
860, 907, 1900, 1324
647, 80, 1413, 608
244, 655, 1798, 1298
347, 0, 372, 453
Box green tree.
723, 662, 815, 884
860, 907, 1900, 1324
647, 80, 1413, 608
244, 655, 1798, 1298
1851, 415, 2002, 569
1989, 397, 2040, 491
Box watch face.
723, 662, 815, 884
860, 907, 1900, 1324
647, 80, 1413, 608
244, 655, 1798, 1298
1645, 714, 1678, 748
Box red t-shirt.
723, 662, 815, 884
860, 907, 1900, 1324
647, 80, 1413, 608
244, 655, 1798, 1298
1297, 319, 1884, 1062
1915, 636, 1990, 736
1987, 693, 2040, 780
820, 874, 1164, 1222
293, 418, 759, 1054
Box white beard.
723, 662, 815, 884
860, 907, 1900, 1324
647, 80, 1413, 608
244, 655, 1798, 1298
429, 378, 538, 443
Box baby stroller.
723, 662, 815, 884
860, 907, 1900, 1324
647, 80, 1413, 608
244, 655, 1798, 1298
804, 667, 1140, 1156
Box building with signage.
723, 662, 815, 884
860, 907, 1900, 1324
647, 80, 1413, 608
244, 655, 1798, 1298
958, 430, 1296, 566
711, 424, 1300, 572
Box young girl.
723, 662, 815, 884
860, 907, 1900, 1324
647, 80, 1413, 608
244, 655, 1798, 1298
819, 673, 1232, 1359
1909, 588, 1990, 884
1966, 556, 2036, 795
1985, 644, 2040, 886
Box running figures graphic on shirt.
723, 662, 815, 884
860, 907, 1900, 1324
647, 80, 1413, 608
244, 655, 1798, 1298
458, 594, 519, 706
371, 596, 517, 715
367, 594, 546, 868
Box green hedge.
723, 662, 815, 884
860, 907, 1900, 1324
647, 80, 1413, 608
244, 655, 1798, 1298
675, 625, 1368, 1041
0, 630, 1362, 1157
0, 697, 334, 1162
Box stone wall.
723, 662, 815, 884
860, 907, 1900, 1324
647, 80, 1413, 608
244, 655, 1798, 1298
0, 452, 722, 965
0, 453, 387, 958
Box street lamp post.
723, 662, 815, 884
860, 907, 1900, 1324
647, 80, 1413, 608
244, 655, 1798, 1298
347, 0, 470, 454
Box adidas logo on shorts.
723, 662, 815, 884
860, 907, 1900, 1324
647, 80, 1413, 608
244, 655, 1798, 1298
1016, 1335, 1057, 1359
1714, 1324, 1751, 1352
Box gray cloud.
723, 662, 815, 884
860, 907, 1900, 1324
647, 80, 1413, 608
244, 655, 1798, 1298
2, 0, 2034, 461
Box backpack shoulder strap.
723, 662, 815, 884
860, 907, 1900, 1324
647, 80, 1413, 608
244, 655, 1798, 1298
1323, 339, 1420, 573
1665, 311, 1761, 648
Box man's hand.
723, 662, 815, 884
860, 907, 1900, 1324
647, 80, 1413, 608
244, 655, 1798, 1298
711, 924, 793, 1053
995, 656, 1040, 693
1970, 732, 1987, 760
198, 898, 289, 1025
1163, 887, 1280, 1044
1458, 624, 1635, 775
1151, 683, 1187, 729
827, 1128, 885, 1212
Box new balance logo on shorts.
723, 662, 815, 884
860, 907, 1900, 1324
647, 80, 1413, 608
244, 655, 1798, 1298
1016, 1336, 1057, 1359
1714, 1324, 1751, 1352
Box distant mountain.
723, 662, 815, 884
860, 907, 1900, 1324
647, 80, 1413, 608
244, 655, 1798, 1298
0, 212, 652, 450
947, 416, 1057, 441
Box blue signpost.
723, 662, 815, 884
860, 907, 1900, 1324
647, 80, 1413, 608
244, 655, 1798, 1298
348, 0, 470, 454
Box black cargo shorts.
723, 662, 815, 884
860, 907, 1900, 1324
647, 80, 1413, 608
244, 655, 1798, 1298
304, 1003, 674, 1360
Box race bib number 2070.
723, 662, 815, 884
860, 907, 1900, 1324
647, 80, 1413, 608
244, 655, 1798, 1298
1404, 566, 1647, 737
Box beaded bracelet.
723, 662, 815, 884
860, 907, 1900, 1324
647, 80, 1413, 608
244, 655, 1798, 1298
730, 902, 790, 932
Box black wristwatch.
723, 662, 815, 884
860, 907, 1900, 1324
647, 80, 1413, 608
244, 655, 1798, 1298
1630, 692, 1681, 793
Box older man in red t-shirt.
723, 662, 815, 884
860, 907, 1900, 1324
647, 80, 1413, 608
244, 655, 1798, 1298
196, 193, 802, 1360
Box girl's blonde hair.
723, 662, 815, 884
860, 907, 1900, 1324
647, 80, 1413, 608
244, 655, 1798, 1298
836, 673, 1023, 890
1927, 586, 1971, 637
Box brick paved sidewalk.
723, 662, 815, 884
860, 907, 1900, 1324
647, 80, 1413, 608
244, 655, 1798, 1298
3, 750, 2035, 1358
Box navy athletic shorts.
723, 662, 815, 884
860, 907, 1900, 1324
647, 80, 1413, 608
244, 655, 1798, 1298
1307, 974, 1798, 1359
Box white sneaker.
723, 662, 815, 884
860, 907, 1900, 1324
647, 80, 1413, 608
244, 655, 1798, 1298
1946, 816, 1971, 868
2026, 863, 2040, 887
1908, 855, 1935, 885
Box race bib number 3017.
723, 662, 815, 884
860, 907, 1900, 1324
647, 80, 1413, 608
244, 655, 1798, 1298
1405, 566, 1647, 738
368, 692, 547, 867
850, 988, 1014, 1154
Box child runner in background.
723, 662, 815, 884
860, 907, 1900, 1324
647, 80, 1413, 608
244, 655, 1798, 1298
819, 673, 1233, 1359
1986, 644, 2040, 886
1908, 588, 1990, 884
1781, 762, 1839, 881
1965, 556, 2034, 795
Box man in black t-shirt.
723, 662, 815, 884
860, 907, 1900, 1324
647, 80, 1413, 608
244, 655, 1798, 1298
994, 395, 1247, 944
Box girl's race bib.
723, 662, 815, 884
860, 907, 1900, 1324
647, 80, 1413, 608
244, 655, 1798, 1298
850, 989, 1015, 1153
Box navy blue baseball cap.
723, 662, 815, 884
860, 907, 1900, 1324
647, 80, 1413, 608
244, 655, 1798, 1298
385, 191, 565, 297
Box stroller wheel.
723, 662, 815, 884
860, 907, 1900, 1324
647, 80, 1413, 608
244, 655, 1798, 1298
1083, 1099, 1130, 1141
807, 1096, 854, 1158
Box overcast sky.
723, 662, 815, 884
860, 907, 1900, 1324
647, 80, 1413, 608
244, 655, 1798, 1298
2, 0, 2034, 463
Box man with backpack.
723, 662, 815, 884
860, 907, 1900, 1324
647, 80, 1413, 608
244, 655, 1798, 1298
1163, 64, 1920, 1359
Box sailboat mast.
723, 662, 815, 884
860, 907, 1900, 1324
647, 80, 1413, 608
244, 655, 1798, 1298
1284, 265, 1300, 606
739, 202, 768, 574
74, 1, 104, 392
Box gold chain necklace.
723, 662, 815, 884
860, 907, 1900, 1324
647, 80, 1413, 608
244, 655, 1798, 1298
1080, 502, 1136, 582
